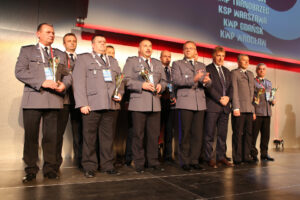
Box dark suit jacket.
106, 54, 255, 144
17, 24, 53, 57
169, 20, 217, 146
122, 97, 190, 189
205, 63, 232, 114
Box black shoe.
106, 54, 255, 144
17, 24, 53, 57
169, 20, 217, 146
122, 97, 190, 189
182, 164, 191, 171
125, 160, 132, 167
252, 156, 259, 162
233, 161, 242, 165
22, 173, 36, 183
225, 156, 231, 162
44, 172, 59, 179
149, 165, 165, 172
244, 159, 256, 164
104, 169, 120, 175
135, 167, 145, 173
261, 155, 274, 161
84, 171, 95, 178
190, 164, 203, 170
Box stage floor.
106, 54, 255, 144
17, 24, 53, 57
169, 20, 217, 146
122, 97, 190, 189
0, 149, 299, 200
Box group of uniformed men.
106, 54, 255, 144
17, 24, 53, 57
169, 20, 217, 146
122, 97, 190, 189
15, 23, 275, 183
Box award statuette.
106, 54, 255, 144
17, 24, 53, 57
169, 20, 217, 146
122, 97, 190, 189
113, 73, 124, 100
267, 88, 278, 102
254, 88, 265, 105
140, 67, 157, 94
49, 57, 70, 82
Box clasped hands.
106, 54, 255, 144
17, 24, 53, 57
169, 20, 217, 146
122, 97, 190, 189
142, 82, 162, 93
194, 71, 210, 83
42, 80, 66, 93
220, 96, 229, 106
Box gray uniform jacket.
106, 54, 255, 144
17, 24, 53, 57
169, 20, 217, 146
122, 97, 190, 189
254, 77, 273, 116
123, 56, 167, 112
15, 44, 72, 109
72, 53, 123, 111
231, 68, 255, 113
171, 59, 211, 111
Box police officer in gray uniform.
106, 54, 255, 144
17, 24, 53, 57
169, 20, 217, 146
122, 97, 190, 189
72, 34, 122, 178
15, 23, 71, 182
56, 33, 83, 171
231, 54, 255, 165
172, 41, 211, 171
251, 63, 275, 161
123, 39, 167, 173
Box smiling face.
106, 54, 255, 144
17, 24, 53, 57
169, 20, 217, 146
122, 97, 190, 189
92, 36, 106, 54
37, 24, 55, 46
139, 40, 152, 58
183, 42, 197, 59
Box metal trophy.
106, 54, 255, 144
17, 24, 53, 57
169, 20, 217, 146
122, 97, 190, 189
113, 73, 124, 100
140, 67, 157, 94
254, 88, 265, 105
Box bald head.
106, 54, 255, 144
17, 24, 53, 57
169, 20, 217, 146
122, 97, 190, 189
160, 50, 171, 67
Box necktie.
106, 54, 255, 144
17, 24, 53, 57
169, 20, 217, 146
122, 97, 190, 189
218, 67, 226, 96
244, 71, 249, 80
100, 54, 106, 65
145, 59, 151, 71
189, 60, 194, 66
218, 67, 225, 83
44, 47, 49, 56
70, 53, 74, 62
165, 67, 171, 82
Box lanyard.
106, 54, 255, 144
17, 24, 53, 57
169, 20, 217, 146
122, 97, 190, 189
39, 46, 54, 63
255, 78, 265, 89
91, 52, 110, 68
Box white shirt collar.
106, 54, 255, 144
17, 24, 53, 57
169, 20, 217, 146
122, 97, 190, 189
213, 63, 222, 69
239, 68, 247, 73
141, 56, 151, 62
186, 58, 194, 65
39, 42, 50, 50
66, 51, 77, 59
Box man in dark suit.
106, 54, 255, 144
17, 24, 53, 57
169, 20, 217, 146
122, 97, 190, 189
204, 46, 233, 168
160, 50, 176, 162
56, 33, 83, 171
15, 23, 72, 182
231, 54, 256, 165
123, 39, 167, 173
251, 63, 275, 161
72, 34, 122, 178
172, 41, 211, 171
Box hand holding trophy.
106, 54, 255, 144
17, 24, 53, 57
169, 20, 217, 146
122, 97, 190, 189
113, 73, 124, 101
254, 88, 265, 105
49, 56, 70, 92
140, 67, 157, 94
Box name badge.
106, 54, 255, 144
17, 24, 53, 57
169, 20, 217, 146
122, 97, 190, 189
266, 92, 270, 101
102, 69, 112, 82
167, 83, 173, 92
149, 74, 154, 85
44, 67, 54, 80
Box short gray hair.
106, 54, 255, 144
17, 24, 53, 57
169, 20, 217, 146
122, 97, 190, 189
256, 63, 267, 71
237, 54, 249, 62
